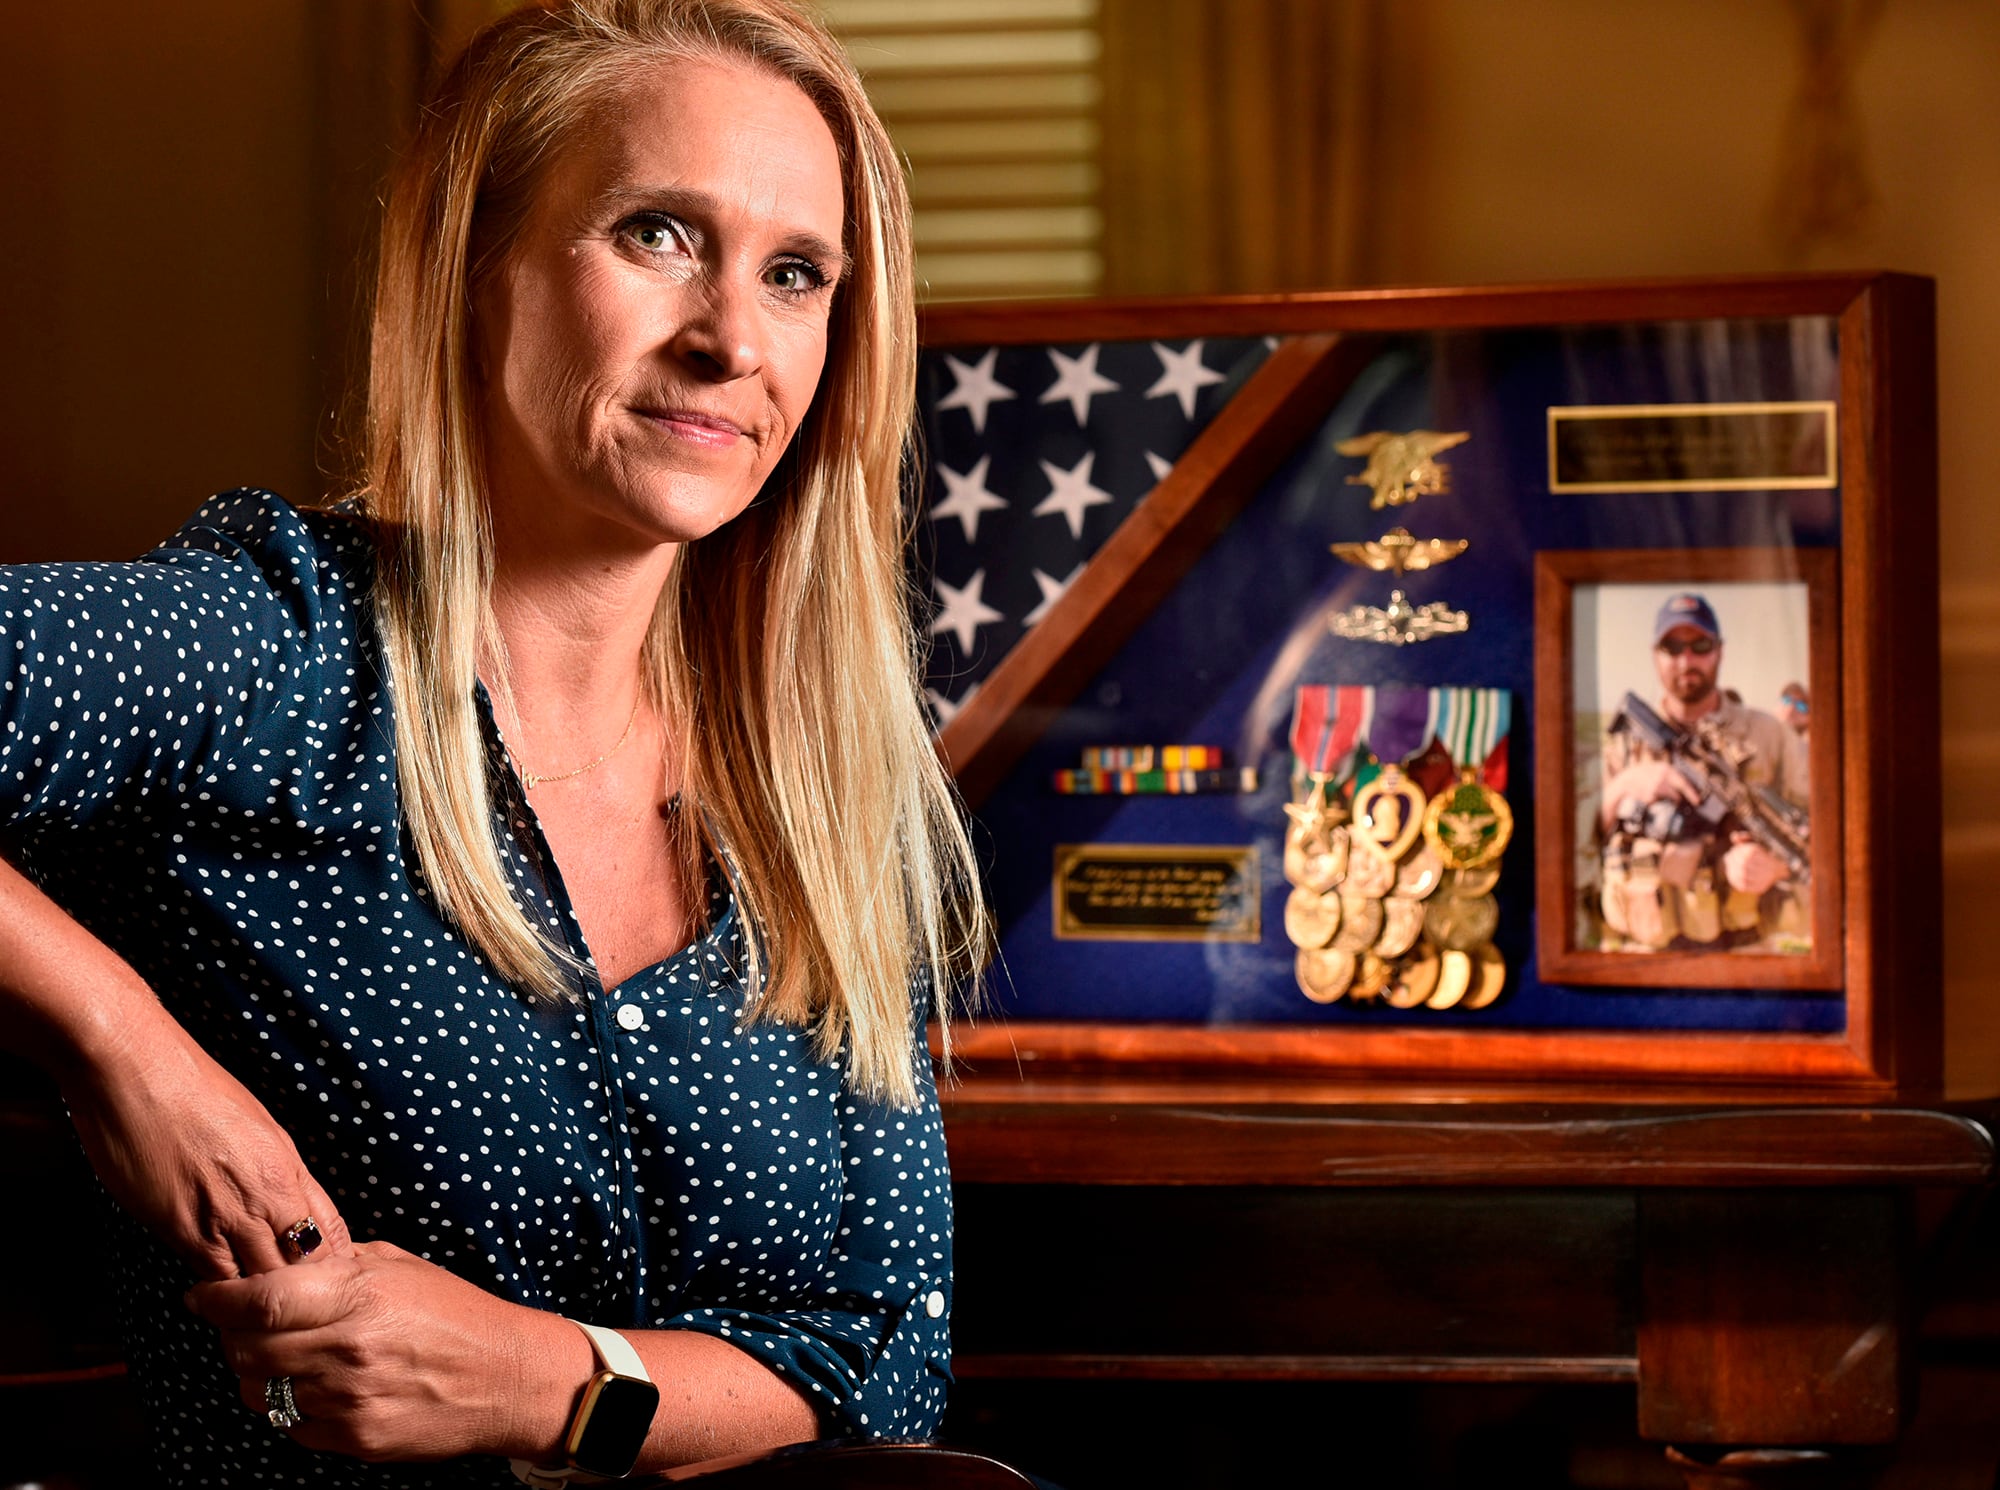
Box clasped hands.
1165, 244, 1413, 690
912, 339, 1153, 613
64, 1009, 563, 1464
186, 1240, 545, 1463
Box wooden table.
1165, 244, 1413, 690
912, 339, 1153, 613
939, 1077, 1997, 1488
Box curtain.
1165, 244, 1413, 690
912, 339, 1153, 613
1098, 0, 1381, 296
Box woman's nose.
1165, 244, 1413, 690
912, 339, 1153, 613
670, 273, 763, 381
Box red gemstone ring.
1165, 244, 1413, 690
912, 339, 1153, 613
282, 1217, 323, 1257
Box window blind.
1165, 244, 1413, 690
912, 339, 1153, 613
817, 0, 1103, 301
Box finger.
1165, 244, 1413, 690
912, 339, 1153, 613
235, 1168, 346, 1277
184, 1232, 249, 1284
188, 1192, 285, 1280
188, 1263, 353, 1334
297, 1172, 354, 1260
228, 1222, 291, 1279
236, 1371, 317, 1439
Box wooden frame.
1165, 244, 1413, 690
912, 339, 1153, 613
922, 273, 1939, 1096
1532, 546, 1843, 990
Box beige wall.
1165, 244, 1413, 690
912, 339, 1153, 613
1359, 0, 2000, 1092
4, 0, 1995, 1089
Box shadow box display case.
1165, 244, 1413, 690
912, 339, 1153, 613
915, 274, 1937, 1095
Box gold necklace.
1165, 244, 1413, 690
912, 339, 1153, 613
520, 694, 642, 788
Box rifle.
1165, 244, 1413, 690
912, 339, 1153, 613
1609, 691, 1811, 884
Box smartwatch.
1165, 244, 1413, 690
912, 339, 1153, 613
511, 1320, 662, 1486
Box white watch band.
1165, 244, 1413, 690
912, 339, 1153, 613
572, 1319, 649, 1382
509, 1319, 649, 1487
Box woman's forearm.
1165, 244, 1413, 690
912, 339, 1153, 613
0, 849, 172, 1082
0, 850, 351, 1278
502, 1307, 819, 1471
193, 1250, 819, 1470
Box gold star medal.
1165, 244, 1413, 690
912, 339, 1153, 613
1422, 774, 1514, 871
1419, 687, 1515, 872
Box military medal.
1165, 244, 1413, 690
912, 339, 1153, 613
1374, 896, 1426, 959
1286, 826, 1348, 895
1342, 840, 1396, 899
1425, 891, 1499, 952
1392, 845, 1444, 900
1283, 886, 1341, 949
1350, 952, 1393, 1000
1384, 940, 1440, 1008
1353, 765, 1427, 863
1424, 776, 1514, 870
1461, 944, 1507, 1010
1428, 949, 1473, 1010
1421, 687, 1514, 869
1332, 893, 1385, 953
1281, 682, 1513, 1015
1442, 864, 1501, 898
1282, 688, 1375, 997
1296, 946, 1356, 1004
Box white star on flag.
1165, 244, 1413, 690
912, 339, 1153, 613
1038, 344, 1121, 426
927, 684, 976, 726
1023, 562, 1084, 626
1146, 339, 1227, 419
1145, 450, 1175, 484
1032, 451, 1115, 539
935, 348, 1015, 434
930, 454, 1009, 543
929, 569, 1005, 654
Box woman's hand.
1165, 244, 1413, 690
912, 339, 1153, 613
186, 1243, 573, 1464
63, 1011, 352, 1281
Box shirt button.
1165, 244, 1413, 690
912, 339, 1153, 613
615, 1003, 645, 1032
924, 1290, 946, 1319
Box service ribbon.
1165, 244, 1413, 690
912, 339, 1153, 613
1367, 684, 1434, 768
1431, 687, 1511, 787
1289, 684, 1373, 777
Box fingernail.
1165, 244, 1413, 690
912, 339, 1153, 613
182, 1288, 197, 1313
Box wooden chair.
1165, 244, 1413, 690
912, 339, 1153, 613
640, 1440, 1039, 1488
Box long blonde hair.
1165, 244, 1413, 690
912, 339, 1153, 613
358, 0, 987, 1104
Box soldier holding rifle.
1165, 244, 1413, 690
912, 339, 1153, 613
1596, 593, 1811, 952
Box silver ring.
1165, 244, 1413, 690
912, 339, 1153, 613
265, 1374, 303, 1430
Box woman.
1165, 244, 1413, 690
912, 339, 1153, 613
0, 0, 987, 1483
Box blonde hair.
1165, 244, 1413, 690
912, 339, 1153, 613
357, 0, 987, 1104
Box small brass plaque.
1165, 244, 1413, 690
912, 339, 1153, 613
1053, 844, 1261, 943
1548, 401, 1837, 493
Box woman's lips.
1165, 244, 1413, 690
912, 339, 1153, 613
635, 407, 745, 448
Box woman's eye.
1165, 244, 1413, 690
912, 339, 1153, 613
768, 261, 824, 294
623, 216, 686, 255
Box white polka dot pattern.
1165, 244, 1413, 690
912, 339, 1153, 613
0, 492, 953, 1487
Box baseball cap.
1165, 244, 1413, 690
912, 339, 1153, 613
1653, 593, 1722, 644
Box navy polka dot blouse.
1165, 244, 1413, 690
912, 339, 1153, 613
0, 491, 953, 1486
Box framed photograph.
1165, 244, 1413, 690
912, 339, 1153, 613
1533, 548, 1842, 991
915, 273, 1938, 1094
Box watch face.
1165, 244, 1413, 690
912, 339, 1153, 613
569, 1372, 662, 1477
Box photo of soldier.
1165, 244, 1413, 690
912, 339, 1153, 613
1588, 590, 1812, 954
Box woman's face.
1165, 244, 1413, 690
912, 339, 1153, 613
476, 56, 846, 550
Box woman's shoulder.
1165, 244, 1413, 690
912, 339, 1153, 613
153, 488, 377, 590
133, 487, 382, 646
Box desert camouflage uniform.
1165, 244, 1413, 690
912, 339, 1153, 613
1594, 695, 1810, 952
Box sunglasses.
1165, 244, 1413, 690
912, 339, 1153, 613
1656, 636, 1717, 657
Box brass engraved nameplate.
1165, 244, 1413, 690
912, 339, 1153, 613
1053, 844, 1260, 943
1547, 401, 1837, 493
